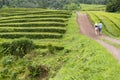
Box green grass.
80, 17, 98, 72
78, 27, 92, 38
81, 4, 106, 11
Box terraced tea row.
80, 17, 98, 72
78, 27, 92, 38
0, 18, 68, 23
0, 15, 70, 20
0, 27, 66, 33
0, 9, 71, 16
87, 11, 120, 38
0, 22, 67, 27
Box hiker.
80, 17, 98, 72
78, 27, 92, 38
94, 23, 99, 35
98, 21, 103, 35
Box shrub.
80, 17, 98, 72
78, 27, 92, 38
106, 0, 120, 12
1, 38, 35, 57
0, 33, 62, 39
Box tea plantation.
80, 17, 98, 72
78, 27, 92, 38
0, 9, 120, 80
0, 8, 71, 49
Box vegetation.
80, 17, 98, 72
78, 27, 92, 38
50, 13, 120, 80
0, 8, 71, 80
81, 4, 105, 11
78, 0, 107, 4
0, 10, 120, 80
0, 1, 120, 80
0, 38, 34, 58
106, 0, 120, 12
0, 0, 80, 10
0, 0, 108, 10
0, 9, 71, 49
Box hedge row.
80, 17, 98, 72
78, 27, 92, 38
0, 22, 67, 27
0, 8, 45, 12
0, 9, 71, 14
0, 33, 62, 39
35, 44, 64, 50
0, 18, 68, 23
0, 15, 71, 21
0, 28, 66, 33
0, 11, 71, 17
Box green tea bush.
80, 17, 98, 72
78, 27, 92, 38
35, 44, 64, 50
1, 38, 35, 57
0, 11, 71, 17
0, 18, 67, 23
0, 33, 62, 39
0, 15, 70, 21
0, 28, 66, 34
0, 22, 67, 27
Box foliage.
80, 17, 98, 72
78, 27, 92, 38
0, 0, 108, 10
0, 0, 80, 10
1, 38, 34, 57
50, 13, 120, 80
81, 4, 105, 11
63, 3, 81, 10
0, 9, 71, 49
78, 0, 107, 4
106, 0, 120, 12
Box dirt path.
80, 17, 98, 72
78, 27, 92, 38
77, 13, 120, 63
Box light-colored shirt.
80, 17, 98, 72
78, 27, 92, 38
99, 23, 102, 28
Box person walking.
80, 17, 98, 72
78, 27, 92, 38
94, 23, 99, 35
98, 21, 103, 35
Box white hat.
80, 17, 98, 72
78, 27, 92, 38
95, 23, 97, 25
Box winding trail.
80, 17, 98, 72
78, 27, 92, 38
77, 13, 120, 63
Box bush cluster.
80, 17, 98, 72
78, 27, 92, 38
0, 18, 67, 23
1, 38, 34, 58
0, 28, 66, 34
0, 33, 62, 39
0, 22, 67, 27
106, 0, 120, 12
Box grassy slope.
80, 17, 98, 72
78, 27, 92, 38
81, 4, 105, 11
50, 13, 120, 80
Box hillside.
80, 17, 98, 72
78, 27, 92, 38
0, 8, 120, 80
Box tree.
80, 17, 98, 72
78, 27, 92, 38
0, 0, 80, 10
0, 0, 3, 8
78, 0, 107, 4
106, 0, 120, 12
